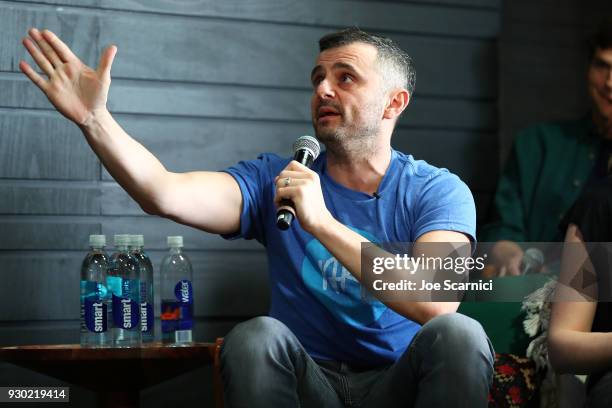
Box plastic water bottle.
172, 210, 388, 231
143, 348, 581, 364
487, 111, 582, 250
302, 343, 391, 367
160, 236, 194, 345
129, 234, 155, 343
80, 235, 110, 347
107, 234, 141, 347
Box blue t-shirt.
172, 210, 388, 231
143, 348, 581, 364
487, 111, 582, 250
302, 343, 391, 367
223, 149, 475, 366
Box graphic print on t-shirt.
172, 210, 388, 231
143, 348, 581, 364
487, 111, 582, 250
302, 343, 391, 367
301, 227, 386, 326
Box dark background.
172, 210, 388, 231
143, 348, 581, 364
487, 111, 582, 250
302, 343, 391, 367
1, 0, 611, 406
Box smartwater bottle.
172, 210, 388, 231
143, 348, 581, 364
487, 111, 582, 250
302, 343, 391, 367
160, 236, 194, 345
80, 235, 110, 347
129, 234, 155, 343
107, 234, 141, 347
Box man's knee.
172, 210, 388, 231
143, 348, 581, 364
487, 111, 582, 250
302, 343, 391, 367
419, 313, 494, 365
221, 316, 295, 365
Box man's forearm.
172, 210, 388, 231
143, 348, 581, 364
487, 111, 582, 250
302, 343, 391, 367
312, 216, 457, 325
79, 108, 170, 214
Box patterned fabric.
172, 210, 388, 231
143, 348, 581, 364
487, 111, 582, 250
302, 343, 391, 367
488, 353, 540, 407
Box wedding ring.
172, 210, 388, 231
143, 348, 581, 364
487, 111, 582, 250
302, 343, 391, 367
283, 177, 291, 187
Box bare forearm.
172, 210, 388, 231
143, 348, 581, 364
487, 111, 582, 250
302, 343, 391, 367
313, 216, 455, 324
80, 109, 170, 214
549, 330, 612, 374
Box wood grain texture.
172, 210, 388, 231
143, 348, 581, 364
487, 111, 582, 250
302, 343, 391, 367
0, 215, 263, 250
1, 75, 497, 130
0, 181, 100, 215
0, 250, 268, 320
6, 0, 500, 38
0, 220, 100, 249
0, 109, 99, 180
3, 5, 497, 97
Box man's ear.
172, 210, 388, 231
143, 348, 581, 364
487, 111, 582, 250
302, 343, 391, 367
383, 89, 410, 120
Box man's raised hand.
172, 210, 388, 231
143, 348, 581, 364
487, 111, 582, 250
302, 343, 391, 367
19, 28, 117, 126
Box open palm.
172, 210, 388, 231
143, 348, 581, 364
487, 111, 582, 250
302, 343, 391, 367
19, 28, 117, 126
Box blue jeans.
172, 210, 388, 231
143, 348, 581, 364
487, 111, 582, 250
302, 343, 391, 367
220, 314, 495, 407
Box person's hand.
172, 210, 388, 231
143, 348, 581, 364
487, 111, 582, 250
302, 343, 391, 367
274, 161, 332, 234
19, 28, 117, 126
491, 240, 524, 277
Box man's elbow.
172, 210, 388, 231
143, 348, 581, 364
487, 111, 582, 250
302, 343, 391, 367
139, 194, 171, 217
140, 201, 161, 216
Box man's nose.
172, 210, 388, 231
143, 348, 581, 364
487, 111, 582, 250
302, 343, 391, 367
316, 79, 335, 99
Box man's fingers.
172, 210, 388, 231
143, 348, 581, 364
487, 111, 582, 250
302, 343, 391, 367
41, 29, 79, 63
276, 170, 309, 180
22, 37, 54, 77
274, 186, 299, 206
288, 160, 311, 171
19, 60, 48, 91
97, 45, 117, 79
276, 178, 306, 190
29, 28, 62, 67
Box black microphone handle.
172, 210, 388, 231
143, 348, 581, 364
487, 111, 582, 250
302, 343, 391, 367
276, 150, 315, 230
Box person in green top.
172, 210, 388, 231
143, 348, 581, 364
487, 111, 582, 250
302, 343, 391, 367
480, 18, 612, 276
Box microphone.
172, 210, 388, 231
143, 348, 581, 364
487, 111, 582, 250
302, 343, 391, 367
276, 135, 321, 230
521, 248, 544, 275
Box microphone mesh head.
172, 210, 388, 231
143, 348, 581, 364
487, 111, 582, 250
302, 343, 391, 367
293, 135, 320, 160
524, 248, 544, 269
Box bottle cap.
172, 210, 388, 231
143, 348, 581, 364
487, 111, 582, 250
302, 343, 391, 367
167, 236, 183, 248
89, 234, 106, 248
114, 234, 131, 247
127, 234, 137, 248
134, 234, 144, 247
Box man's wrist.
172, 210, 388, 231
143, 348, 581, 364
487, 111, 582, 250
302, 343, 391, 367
79, 108, 111, 132
309, 211, 337, 237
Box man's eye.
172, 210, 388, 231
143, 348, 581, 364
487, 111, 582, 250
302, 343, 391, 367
340, 74, 353, 83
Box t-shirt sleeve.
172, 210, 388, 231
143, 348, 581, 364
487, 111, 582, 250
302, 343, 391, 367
221, 154, 278, 243
413, 170, 477, 242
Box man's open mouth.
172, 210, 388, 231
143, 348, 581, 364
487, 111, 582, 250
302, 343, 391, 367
318, 107, 341, 119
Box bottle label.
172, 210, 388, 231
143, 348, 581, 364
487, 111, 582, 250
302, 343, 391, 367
178, 302, 193, 330
174, 280, 193, 304
161, 299, 180, 333
140, 302, 153, 333
81, 280, 107, 333
107, 276, 122, 296
85, 298, 107, 333
113, 294, 139, 330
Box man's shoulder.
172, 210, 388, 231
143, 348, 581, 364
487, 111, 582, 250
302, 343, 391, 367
393, 150, 467, 195
394, 150, 456, 182
231, 152, 291, 174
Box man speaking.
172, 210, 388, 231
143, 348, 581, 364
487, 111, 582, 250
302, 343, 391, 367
20, 26, 493, 407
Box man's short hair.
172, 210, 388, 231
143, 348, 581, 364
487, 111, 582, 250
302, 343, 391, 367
588, 17, 612, 61
318, 27, 416, 96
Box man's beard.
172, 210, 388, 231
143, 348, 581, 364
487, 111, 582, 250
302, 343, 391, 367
314, 103, 382, 161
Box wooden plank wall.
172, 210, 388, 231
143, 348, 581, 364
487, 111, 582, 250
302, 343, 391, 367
499, 0, 612, 163
0, 0, 500, 405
